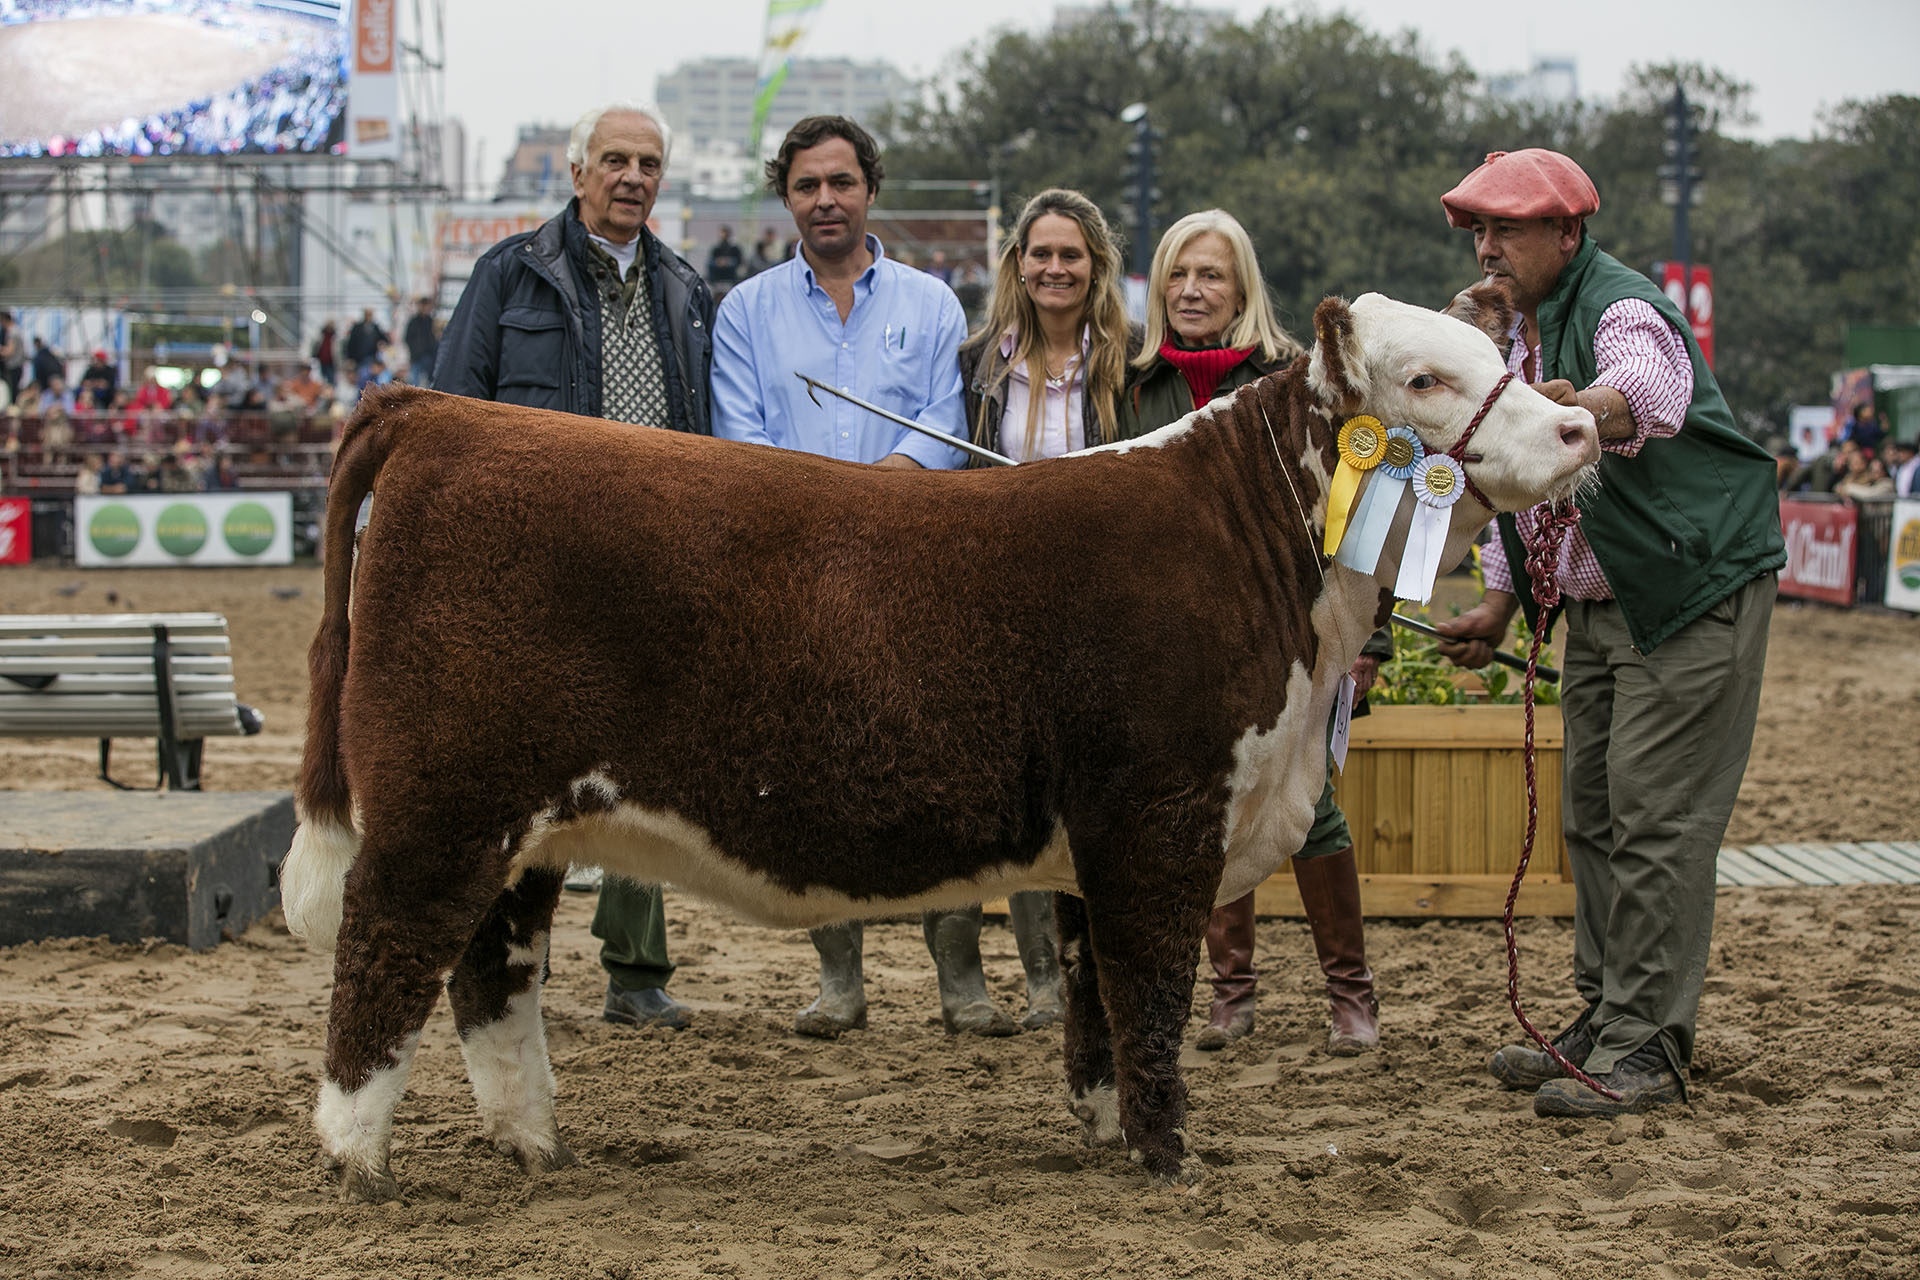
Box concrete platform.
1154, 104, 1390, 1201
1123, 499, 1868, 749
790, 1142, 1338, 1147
0, 791, 293, 950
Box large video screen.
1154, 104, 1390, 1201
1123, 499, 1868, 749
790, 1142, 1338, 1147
0, 1, 349, 159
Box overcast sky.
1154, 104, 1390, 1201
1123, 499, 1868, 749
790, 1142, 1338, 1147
439, 0, 1917, 188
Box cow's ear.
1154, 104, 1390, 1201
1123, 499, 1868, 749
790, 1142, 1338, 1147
1444, 278, 1515, 354
1307, 295, 1368, 408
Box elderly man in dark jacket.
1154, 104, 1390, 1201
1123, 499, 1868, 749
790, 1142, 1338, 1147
434, 105, 711, 430
432, 100, 714, 1030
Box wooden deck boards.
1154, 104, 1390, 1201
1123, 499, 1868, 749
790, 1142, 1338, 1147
1717, 843, 1920, 887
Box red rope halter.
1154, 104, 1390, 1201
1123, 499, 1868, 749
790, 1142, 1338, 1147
1502, 501, 1620, 1101
1447, 372, 1511, 510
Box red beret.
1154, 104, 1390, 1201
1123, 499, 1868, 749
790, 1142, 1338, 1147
1441, 149, 1599, 229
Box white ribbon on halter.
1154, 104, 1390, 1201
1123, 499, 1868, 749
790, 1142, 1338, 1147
1394, 452, 1466, 603
1335, 424, 1424, 575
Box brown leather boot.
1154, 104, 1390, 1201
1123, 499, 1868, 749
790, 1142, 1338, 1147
1291, 847, 1378, 1056
1194, 892, 1257, 1050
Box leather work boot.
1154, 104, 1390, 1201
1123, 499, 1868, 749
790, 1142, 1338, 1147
1292, 847, 1379, 1055
603, 981, 691, 1030
794, 920, 868, 1038
1008, 891, 1064, 1030
924, 906, 1017, 1036
1532, 1043, 1686, 1118
1194, 892, 1257, 1050
1489, 1003, 1598, 1090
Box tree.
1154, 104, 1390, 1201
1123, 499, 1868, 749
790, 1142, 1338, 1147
884, 6, 1915, 436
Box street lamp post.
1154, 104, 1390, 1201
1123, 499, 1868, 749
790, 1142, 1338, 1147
1120, 102, 1160, 277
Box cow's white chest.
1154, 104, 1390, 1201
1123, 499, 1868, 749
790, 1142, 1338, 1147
1214, 578, 1376, 904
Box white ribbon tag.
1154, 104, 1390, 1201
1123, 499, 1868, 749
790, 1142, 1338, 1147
1335, 425, 1424, 574
1330, 673, 1355, 773
1394, 454, 1465, 603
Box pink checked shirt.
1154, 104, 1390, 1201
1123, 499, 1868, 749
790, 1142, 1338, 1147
1479, 298, 1694, 601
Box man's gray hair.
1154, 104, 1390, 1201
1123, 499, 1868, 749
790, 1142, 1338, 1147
566, 102, 673, 169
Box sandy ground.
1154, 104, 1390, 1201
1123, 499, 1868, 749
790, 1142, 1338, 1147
2, 563, 1917, 1278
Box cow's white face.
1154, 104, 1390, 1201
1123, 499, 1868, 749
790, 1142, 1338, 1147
1314, 292, 1599, 512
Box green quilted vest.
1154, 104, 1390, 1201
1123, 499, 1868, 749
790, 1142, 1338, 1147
1496, 236, 1784, 653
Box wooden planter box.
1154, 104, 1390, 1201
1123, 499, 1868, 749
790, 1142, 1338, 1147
1254, 704, 1576, 918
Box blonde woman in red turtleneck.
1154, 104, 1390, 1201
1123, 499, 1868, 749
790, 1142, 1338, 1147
1121, 209, 1383, 1059
1116, 208, 1303, 438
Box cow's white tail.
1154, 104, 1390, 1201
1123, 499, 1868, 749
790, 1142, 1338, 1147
280, 813, 360, 950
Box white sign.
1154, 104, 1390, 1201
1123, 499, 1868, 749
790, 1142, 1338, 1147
1886, 499, 1920, 614
75, 494, 295, 568
1787, 405, 1835, 461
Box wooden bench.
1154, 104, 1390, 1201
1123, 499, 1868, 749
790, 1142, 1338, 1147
0, 613, 264, 790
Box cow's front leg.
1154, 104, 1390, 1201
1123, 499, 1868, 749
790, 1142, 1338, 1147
1078, 830, 1218, 1185
446, 866, 577, 1176
317, 835, 509, 1202
1056, 891, 1120, 1147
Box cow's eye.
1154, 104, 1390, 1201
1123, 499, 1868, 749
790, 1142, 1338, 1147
1408, 374, 1440, 391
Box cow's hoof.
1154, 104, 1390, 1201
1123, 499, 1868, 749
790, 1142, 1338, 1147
1134, 1147, 1202, 1188
339, 1161, 400, 1204
1149, 1158, 1205, 1189
1068, 1085, 1123, 1147
794, 1003, 867, 1039
944, 1000, 1017, 1037
494, 1134, 579, 1174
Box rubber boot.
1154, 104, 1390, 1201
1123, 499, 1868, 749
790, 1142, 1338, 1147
1291, 847, 1378, 1055
923, 906, 1016, 1036
794, 920, 867, 1038
1008, 890, 1064, 1030
1194, 892, 1257, 1050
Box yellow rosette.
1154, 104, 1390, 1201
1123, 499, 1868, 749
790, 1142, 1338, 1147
1323, 415, 1386, 556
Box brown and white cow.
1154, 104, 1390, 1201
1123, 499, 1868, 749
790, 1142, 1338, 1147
281, 288, 1597, 1202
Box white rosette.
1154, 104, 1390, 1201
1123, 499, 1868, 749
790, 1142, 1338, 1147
1394, 452, 1465, 603
1335, 425, 1424, 574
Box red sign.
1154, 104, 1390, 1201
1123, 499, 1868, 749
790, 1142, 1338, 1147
0, 499, 29, 565
355, 0, 394, 74
1779, 498, 1857, 606
436, 215, 546, 257
1660, 262, 1714, 368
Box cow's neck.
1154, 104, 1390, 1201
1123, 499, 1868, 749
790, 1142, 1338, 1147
1195, 372, 1385, 674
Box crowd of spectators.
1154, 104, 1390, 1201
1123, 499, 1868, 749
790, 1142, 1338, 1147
1777, 402, 1916, 500
0, 303, 449, 494
0, 1, 346, 158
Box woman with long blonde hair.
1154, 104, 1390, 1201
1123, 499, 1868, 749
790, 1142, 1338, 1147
958, 189, 1135, 462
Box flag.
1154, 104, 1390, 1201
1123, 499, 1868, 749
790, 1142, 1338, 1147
750, 0, 826, 164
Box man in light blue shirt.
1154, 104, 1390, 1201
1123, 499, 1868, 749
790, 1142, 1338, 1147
711, 115, 1026, 1040
712, 116, 967, 472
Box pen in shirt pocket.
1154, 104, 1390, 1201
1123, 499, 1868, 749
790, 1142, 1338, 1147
883, 324, 906, 350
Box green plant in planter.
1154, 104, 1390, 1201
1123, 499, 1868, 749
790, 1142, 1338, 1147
1371, 547, 1561, 707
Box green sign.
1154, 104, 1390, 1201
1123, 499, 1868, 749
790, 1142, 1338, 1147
154, 503, 209, 557
87, 504, 141, 558
222, 501, 277, 556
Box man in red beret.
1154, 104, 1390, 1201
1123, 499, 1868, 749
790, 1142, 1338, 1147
1433, 149, 1785, 1118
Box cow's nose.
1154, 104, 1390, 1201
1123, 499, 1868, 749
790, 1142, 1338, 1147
1560, 419, 1600, 462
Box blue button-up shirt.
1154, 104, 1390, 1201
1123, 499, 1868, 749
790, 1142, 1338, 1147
711, 235, 968, 469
